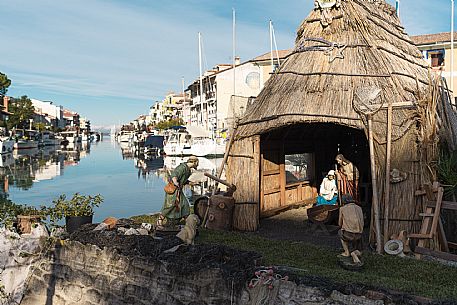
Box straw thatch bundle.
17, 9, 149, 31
227, 0, 457, 241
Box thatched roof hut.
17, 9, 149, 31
226, 0, 457, 247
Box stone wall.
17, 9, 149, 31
21, 241, 237, 305
19, 241, 420, 305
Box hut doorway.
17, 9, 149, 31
260, 123, 370, 217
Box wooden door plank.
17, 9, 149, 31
438, 218, 450, 252
280, 143, 285, 208
429, 187, 444, 240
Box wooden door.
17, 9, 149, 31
260, 142, 285, 213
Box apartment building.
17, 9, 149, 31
31, 98, 64, 129
185, 50, 291, 135
412, 31, 457, 101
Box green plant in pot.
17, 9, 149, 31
46, 193, 103, 233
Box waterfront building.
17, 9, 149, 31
79, 117, 91, 136
63, 109, 80, 129
185, 50, 291, 136
149, 92, 188, 126
1, 96, 12, 125
411, 32, 457, 102
31, 99, 64, 129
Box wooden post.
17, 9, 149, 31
368, 114, 383, 254
203, 124, 238, 228
212, 124, 238, 195
383, 99, 393, 245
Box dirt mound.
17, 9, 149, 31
70, 224, 261, 286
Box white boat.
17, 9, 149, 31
190, 137, 226, 157
118, 131, 134, 143
164, 132, 225, 157
59, 131, 82, 143
14, 139, 38, 150
163, 130, 192, 156
40, 131, 60, 146
0, 137, 14, 154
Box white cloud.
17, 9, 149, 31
0, 0, 452, 124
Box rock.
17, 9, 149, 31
0, 226, 48, 305
51, 227, 68, 239
137, 229, 149, 236
141, 223, 152, 231
117, 227, 128, 233
124, 228, 139, 235
330, 290, 384, 305
93, 222, 109, 231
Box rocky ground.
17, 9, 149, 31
70, 223, 262, 289
67, 214, 456, 305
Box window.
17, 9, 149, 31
245, 72, 260, 90
285, 153, 315, 185
428, 50, 445, 68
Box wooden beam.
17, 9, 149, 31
429, 188, 444, 241
427, 200, 457, 211
264, 189, 281, 196
438, 218, 450, 253
260, 200, 314, 218
263, 169, 280, 176
415, 247, 457, 262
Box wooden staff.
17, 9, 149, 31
211, 124, 238, 195
383, 99, 393, 245
368, 114, 383, 254
335, 164, 342, 206
202, 123, 238, 227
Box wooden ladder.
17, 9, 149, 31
410, 184, 449, 253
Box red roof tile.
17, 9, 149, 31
251, 49, 292, 62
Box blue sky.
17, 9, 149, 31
0, 0, 453, 127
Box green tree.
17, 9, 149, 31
34, 122, 46, 131
0, 72, 11, 98
155, 118, 184, 130
8, 95, 35, 130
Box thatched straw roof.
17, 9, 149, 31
236, 0, 434, 140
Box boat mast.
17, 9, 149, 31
270, 20, 274, 72
181, 76, 186, 125
198, 32, 204, 130
451, 0, 455, 98
232, 8, 236, 122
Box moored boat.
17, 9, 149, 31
59, 131, 82, 144
0, 137, 14, 154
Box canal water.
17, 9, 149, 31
4, 138, 222, 222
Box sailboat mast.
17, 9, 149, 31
232, 8, 236, 103
198, 32, 204, 129
270, 20, 274, 72
451, 0, 455, 95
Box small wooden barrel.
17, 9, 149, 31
206, 195, 235, 231
232, 202, 259, 232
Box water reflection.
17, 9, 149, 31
0, 143, 92, 194
119, 142, 224, 196
4, 140, 225, 219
